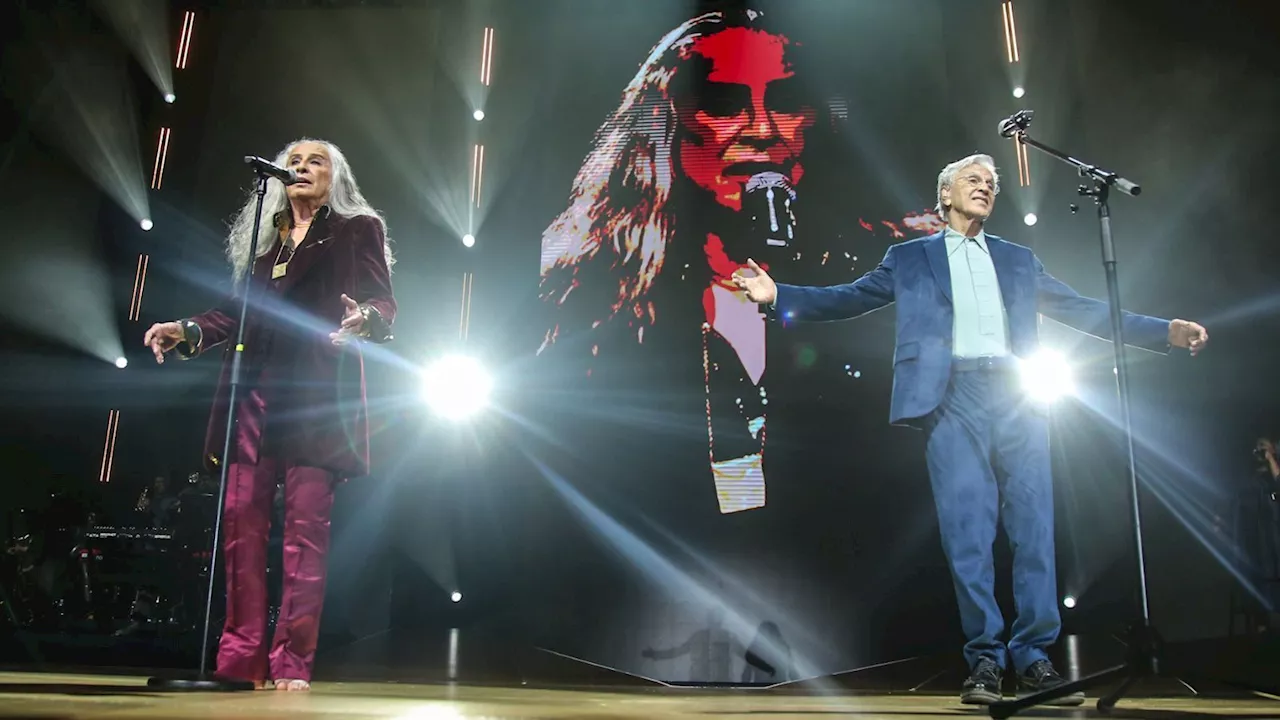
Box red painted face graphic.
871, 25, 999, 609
676, 28, 815, 213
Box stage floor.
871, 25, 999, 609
1, 672, 1278, 719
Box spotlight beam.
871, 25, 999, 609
90, 0, 175, 101
10, 16, 153, 226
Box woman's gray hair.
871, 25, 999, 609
224, 137, 394, 285
935, 152, 1000, 218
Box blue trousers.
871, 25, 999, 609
922, 366, 1059, 674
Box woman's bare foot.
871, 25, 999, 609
273, 679, 310, 692
257, 680, 273, 690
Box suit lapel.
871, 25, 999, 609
985, 234, 1019, 315
924, 231, 952, 303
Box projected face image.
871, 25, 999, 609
537, 10, 938, 516
675, 27, 813, 217
539, 12, 812, 346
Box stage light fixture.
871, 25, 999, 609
164, 93, 176, 104
115, 356, 128, 369
473, 109, 485, 121
140, 219, 154, 231
451, 591, 463, 603
462, 233, 475, 248
1063, 594, 1077, 609
1024, 212, 1037, 226
1018, 348, 1074, 403
1013, 86, 1025, 98
422, 354, 492, 420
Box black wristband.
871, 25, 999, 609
175, 319, 202, 359
357, 303, 393, 343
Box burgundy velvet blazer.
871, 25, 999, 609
187, 207, 396, 479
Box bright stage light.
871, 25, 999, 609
451, 591, 463, 603
422, 354, 492, 420
1062, 594, 1077, 609
1013, 86, 1025, 98
164, 93, 176, 104
1018, 348, 1074, 403
1024, 212, 1037, 226
461, 233, 475, 248
473, 109, 484, 121
115, 356, 128, 369
140, 219, 154, 231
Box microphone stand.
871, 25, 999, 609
988, 122, 1275, 716
146, 170, 272, 692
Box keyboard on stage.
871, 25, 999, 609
83, 526, 174, 542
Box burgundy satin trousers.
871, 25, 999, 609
214, 387, 336, 683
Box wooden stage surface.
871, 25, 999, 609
1, 671, 1278, 719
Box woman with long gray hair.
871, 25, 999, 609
143, 138, 396, 691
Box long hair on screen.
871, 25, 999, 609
537, 9, 777, 355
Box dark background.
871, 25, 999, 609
1, 0, 1278, 685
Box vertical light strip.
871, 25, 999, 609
1014, 136, 1031, 187
151, 128, 165, 188
156, 127, 171, 189
1014, 137, 1023, 186
176, 11, 195, 70
475, 145, 485, 208
1014, 137, 1025, 186
470, 144, 484, 207
480, 27, 494, 86
1007, 2, 1020, 63
459, 273, 473, 341
99, 409, 120, 483
469, 145, 478, 205
174, 12, 190, 68
1002, 2, 1021, 64
1020, 138, 1030, 186
104, 410, 120, 484
151, 127, 171, 190
139, 253, 149, 313
1002, 3, 1013, 63
128, 254, 150, 321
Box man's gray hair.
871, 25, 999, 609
935, 153, 1000, 218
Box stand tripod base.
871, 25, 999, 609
146, 673, 257, 692
989, 624, 1280, 718
990, 624, 1162, 718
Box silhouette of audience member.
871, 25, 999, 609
741, 620, 793, 683
642, 607, 743, 682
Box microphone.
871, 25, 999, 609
997, 109, 1034, 138
743, 171, 797, 259
243, 155, 299, 185
996, 111, 1142, 196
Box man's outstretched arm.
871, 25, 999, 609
734, 247, 897, 324
1034, 254, 1207, 354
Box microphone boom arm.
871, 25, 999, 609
1011, 129, 1141, 197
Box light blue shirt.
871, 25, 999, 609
945, 226, 1011, 358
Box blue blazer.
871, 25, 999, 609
772, 230, 1172, 427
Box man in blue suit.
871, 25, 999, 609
732, 153, 1208, 705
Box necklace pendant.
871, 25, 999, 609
271, 262, 288, 279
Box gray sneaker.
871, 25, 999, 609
960, 657, 1003, 705
1017, 659, 1085, 706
